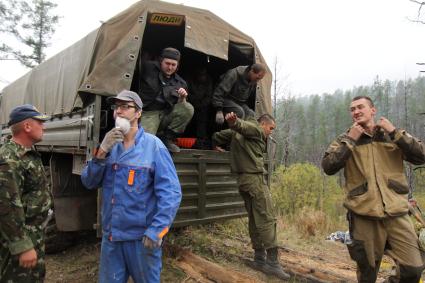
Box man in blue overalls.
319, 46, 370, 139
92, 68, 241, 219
81, 90, 182, 283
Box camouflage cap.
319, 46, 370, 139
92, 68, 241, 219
106, 90, 143, 110
8, 104, 49, 126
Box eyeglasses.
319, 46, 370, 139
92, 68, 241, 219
111, 104, 137, 111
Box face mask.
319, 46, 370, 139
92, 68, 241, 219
115, 116, 131, 134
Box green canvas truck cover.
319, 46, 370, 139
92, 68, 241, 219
0, 0, 272, 124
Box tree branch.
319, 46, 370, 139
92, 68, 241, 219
409, 0, 425, 22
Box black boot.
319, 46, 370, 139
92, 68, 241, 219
162, 130, 180, 153
263, 247, 290, 280
253, 249, 266, 268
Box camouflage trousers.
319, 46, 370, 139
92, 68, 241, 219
238, 173, 277, 250
347, 212, 424, 283
0, 232, 46, 283
140, 101, 194, 135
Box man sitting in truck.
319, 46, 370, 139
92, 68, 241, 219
138, 47, 194, 153
81, 90, 182, 283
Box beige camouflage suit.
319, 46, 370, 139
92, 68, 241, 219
0, 138, 52, 282
322, 128, 425, 283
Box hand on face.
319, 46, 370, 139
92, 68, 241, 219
100, 127, 124, 153
375, 117, 396, 133
347, 122, 365, 141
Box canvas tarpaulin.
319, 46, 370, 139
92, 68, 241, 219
0, 30, 97, 123
0, 0, 272, 124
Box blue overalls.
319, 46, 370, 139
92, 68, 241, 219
81, 127, 182, 283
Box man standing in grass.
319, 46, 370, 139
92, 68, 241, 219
322, 95, 425, 283
212, 112, 290, 280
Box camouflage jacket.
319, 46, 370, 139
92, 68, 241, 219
0, 138, 51, 256
212, 117, 266, 174
322, 128, 425, 218
212, 66, 256, 110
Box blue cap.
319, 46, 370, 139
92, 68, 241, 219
8, 104, 49, 126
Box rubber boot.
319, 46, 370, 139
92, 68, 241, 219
253, 249, 266, 268
263, 247, 290, 280
162, 130, 181, 153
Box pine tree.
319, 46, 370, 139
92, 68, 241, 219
0, 0, 59, 68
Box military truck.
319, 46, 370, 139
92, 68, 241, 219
0, 0, 273, 243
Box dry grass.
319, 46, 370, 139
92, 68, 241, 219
294, 207, 332, 237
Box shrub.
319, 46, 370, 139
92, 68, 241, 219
271, 163, 346, 230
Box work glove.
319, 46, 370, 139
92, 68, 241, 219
142, 236, 162, 249
100, 128, 124, 153
215, 111, 224, 125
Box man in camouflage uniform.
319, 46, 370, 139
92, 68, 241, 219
138, 47, 194, 153
212, 63, 266, 125
322, 96, 425, 283
0, 104, 51, 282
212, 112, 290, 280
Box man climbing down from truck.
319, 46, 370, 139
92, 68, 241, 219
212, 63, 266, 125
138, 47, 194, 153
81, 90, 182, 283
212, 112, 290, 280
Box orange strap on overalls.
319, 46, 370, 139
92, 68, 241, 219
128, 169, 135, 186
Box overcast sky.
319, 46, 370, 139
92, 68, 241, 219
1, 0, 424, 96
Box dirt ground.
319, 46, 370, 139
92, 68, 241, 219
43, 222, 397, 283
